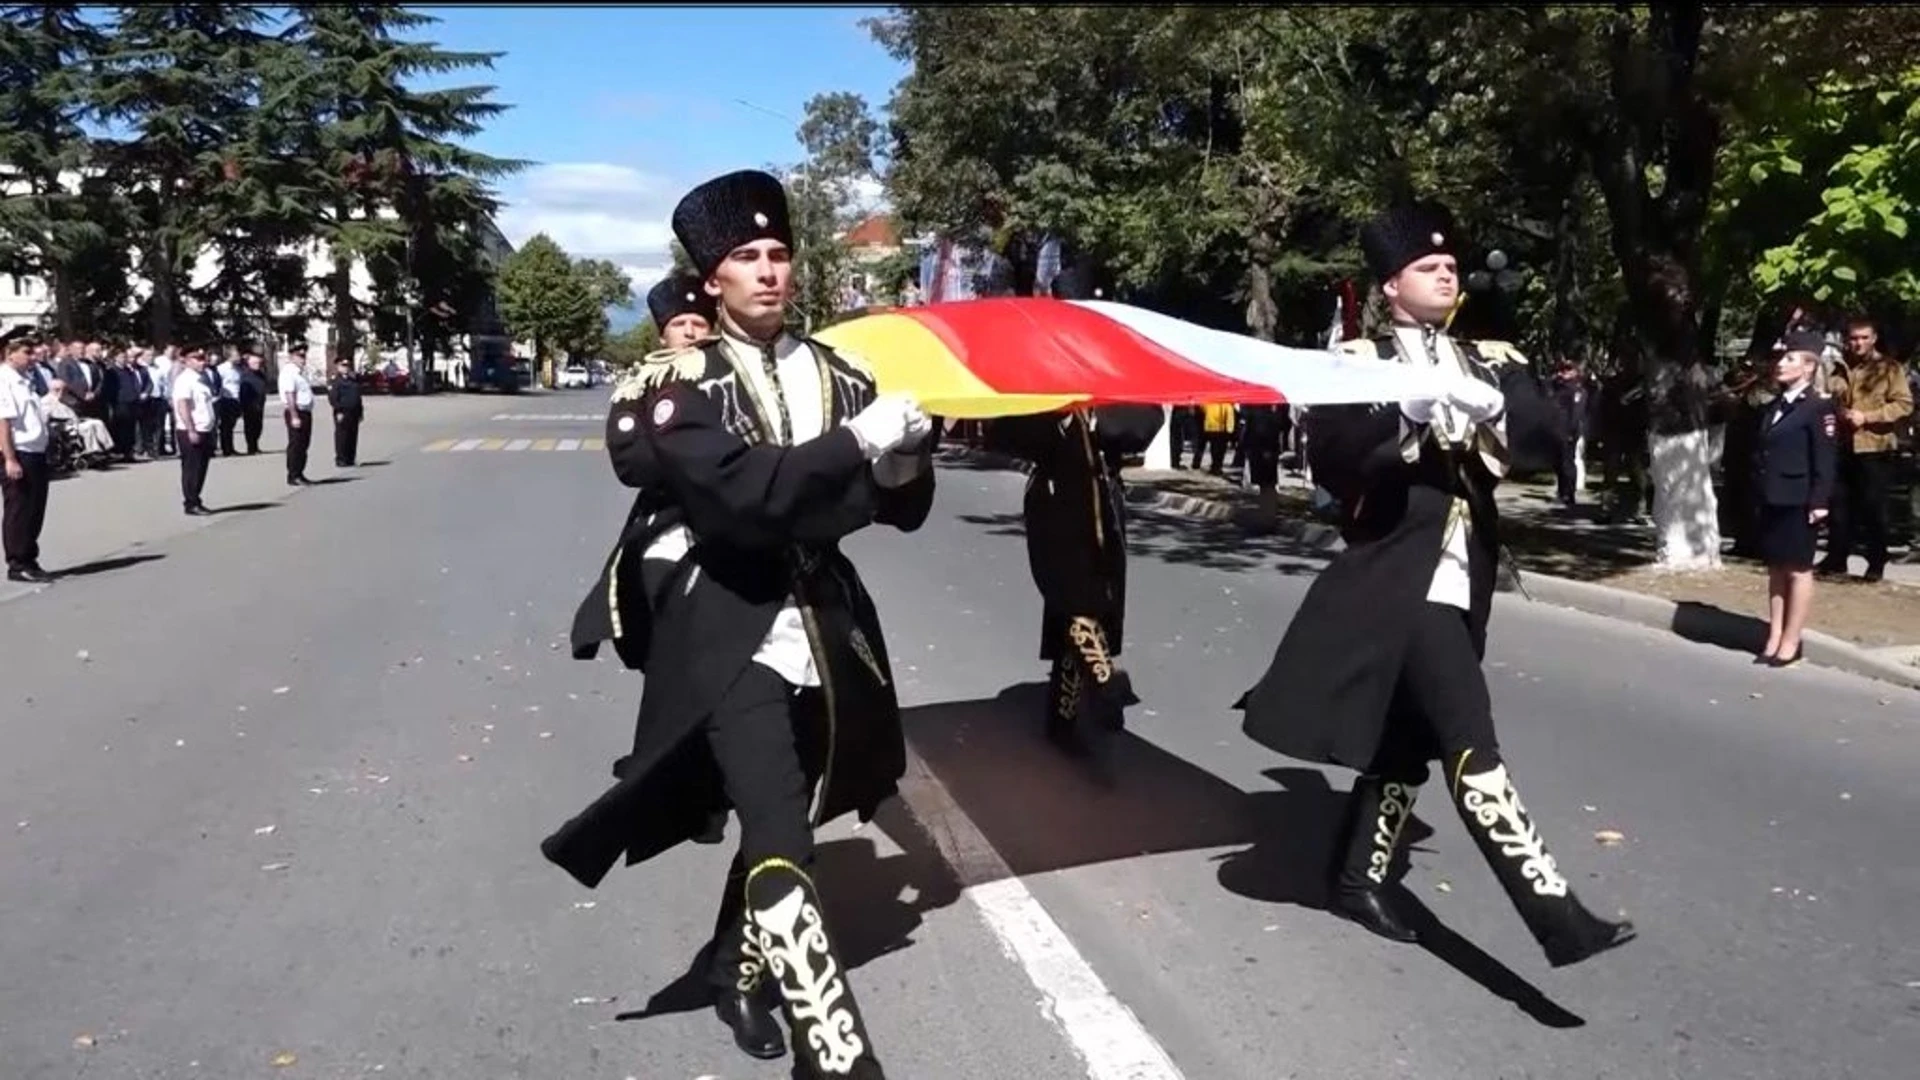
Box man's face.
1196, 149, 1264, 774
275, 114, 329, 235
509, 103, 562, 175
247, 355, 263, 370
1845, 324, 1877, 359
1382, 254, 1459, 325
184, 350, 206, 370
661, 313, 713, 351
85, 342, 103, 360
705, 239, 793, 324
5, 345, 29, 370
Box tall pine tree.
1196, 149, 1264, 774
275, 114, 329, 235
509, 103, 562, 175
0, 4, 109, 336
89, 4, 273, 345
266, 4, 525, 366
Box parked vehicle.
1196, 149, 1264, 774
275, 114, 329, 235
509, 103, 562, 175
556, 362, 591, 389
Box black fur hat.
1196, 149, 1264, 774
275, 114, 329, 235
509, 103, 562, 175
1360, 201, 1459, 283
646, 273, 717, 329
670, 170, 794, 278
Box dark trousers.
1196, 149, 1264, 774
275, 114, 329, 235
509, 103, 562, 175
108, 402, 139, 460
1367, 603, 1499, 785
1825, 451, 1898, 571
702, 664, 827, 990
138, 400, 168, 457
1044, 613, 1128, 749
1202, 432, 1231, 474
178, 432, 213, 509
284, 408, 312, 480
333, 410, 362, 465
215, 399, 241, 456
2, 451, 51, 569
1555, 438, 1582, 505
242, 403, 265, 454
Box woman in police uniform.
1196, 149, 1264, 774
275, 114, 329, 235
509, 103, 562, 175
1751, 330, 1838, 667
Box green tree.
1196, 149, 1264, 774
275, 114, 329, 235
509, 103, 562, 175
496, 233, 595, 386
87, 4, 275, 345
603, 321, 658, 369
0, 4, 109, 336
267, 4, 526, 364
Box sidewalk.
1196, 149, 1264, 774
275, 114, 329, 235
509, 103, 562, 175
942, 446, 1920, 691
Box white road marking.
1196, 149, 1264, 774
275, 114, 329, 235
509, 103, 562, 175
503, 438, 532, 451
895, 752, 1185, 1080
554, 438, 581, 452
448, 438, 484, 452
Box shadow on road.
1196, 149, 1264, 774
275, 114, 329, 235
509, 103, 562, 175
51, 552, 165, 579
207, 502, 279, 514
353, 460, 393, 468
1671, 599, 1767, 654
302, 476, 361, 488
906, 681, 1585, 1028
955, 510, 1329, 576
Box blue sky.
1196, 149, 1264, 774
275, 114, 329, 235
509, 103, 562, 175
416, 5, 909, 293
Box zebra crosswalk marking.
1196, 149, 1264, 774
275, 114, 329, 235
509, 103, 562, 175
422, 439, 456, 452
530, 438, 558, 451
449, 438, 484, 452
503, 438, 532, 451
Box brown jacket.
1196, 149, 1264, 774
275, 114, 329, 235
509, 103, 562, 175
1832, 353, 1914, 453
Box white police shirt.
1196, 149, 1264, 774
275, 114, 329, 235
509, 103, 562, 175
1, 364, 51, 453
170, 369, 216, 433
278, 363, 314, 411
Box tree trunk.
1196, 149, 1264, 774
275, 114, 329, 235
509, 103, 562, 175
144, 241, 177, 347
1588, 1, 1722, 569
1548, 190, 1581, 360
50, 261, 76, 339
330, 200, 358, 364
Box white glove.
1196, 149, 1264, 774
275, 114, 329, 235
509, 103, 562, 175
844, 394, 927, 460
1400, 396, 1443, 425
1445, 376, 1506, 422
898, 407, 934, 450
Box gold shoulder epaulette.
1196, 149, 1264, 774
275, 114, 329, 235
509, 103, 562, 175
612, 343, 710, 402
1470, 339, 1529, 367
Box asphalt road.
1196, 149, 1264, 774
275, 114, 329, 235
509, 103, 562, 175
1, 393, 1914, 1080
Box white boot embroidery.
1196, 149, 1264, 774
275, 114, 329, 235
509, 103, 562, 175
1459, 764, 1569, 898
748, 884, 864, 1074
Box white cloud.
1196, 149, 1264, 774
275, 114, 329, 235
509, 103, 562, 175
496, 163, 893, 306
495, 163, 680, 299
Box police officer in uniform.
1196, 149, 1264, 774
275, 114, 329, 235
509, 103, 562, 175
1237, 202, 1636, 969
328, 358, 364, 466
544, 170, 934, 1078
982, 267, 1163, 758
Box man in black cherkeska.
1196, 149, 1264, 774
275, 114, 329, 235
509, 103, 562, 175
571, 270, 728, 842
542, 170, 933, 1079
1237, 202, 1636, 969
983, 267, 1163, 758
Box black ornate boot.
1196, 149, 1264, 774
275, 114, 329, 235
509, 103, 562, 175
745, 858, 886, 1079
1043, 654, 1082, 753
1067, 616, 1131, 734
708, 855, 785, 1060
1327, 775, 1422, 943
1449, 750, 1637, 968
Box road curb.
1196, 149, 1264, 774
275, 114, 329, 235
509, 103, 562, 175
944, 448, 1920, 693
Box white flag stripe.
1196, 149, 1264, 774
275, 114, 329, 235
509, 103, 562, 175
1071, 300, 1460, 406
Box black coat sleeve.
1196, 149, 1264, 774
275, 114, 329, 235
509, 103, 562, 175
606, 395, 663, 490
873, 443, 936, 532
1809, 400, 1838, 510
1091, 404, 1166, 455
639, 381, 877, 549
1303, 404, 1406, 504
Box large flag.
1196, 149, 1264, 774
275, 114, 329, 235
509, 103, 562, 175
815, 297, 1462, 418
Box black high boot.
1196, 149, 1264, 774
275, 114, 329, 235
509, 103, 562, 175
745, 858, 886, 1079
707, 853, 785, 1060
1067, 616, 1132, 733
1327, 775, 1422, 943
1449, 750, 1637, 968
